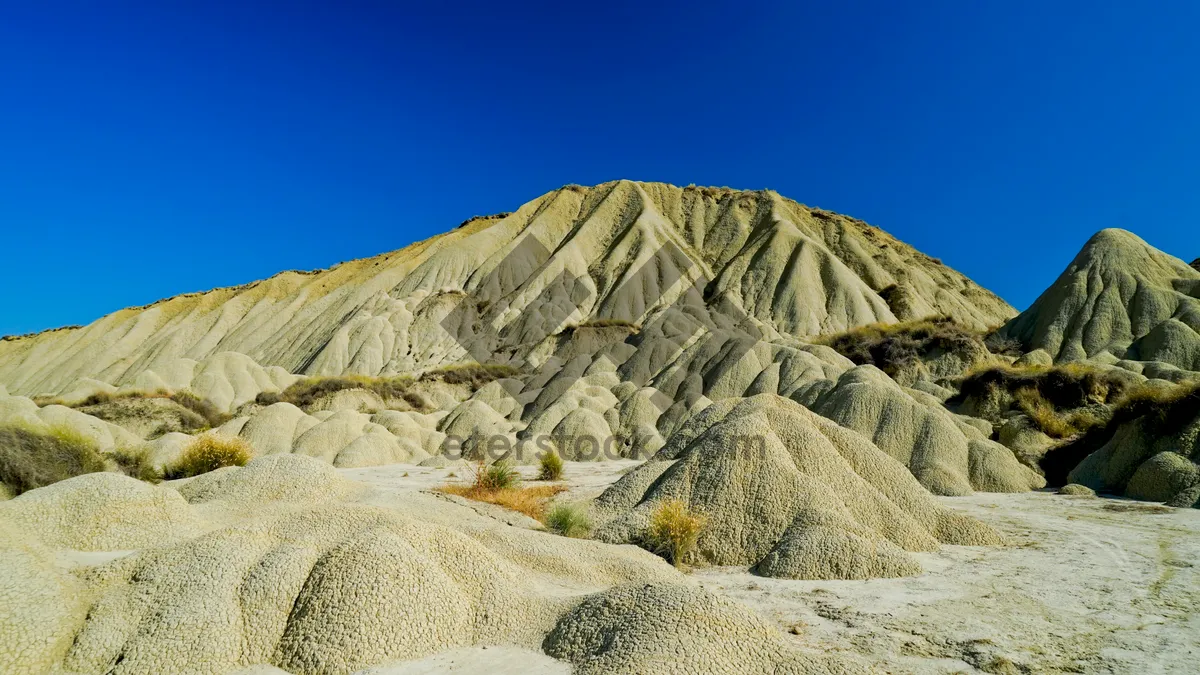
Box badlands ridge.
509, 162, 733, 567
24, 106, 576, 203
1, 181, 1197, 674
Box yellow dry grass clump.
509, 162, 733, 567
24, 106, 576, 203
0, 422, 108, 495
164, 434, 253, 480
646, 499, 707, 569
436, 459, 567, 521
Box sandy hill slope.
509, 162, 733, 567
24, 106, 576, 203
997, 228, 1200, 370
0, 180, 1013, 398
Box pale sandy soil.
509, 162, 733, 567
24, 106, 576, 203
337, 463, 1199, 674
339, 459, 640, 499
695, 493, 1200, 674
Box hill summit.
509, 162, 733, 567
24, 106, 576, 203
998, 228, 1200, 370
0, 181, 1012, 398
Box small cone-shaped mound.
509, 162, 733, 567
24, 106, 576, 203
543, 582, 866, 674
593, 394, 1001, 580
998, 229, 1200, 370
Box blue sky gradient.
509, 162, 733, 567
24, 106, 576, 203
2, 1, 1197, 335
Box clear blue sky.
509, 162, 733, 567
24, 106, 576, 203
2, 1, 1197, 336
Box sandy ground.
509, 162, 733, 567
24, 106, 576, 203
695, 493, 1200, 674
337, 463, 1199, 674
339, 459, 640, 499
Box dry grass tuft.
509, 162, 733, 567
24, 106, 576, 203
436, 483, 567, 520
435, 459, 568, 520
537, 450, 564, 481
645, 498, 707, 569
170, 391, 232, 428
468, 458, 521, 491
0, 423, 109, 495
163, 434, 252, 480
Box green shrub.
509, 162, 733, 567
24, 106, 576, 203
0, 423, 108, 495
163, 434, 252, 480
545, 502, 592, 538
646, 498, 707, 569
537, 449, 564, 481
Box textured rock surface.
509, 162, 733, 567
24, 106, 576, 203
998, 229, 1200, 370
1067, 412, 1200, 507
0, 454, 867, 674
0, 182, 1012, 399
800, 367, 1045, 495
543, 582, 863, 674
593, 395, 1001, 580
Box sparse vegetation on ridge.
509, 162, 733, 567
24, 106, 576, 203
1041, 381, 1200, 485
256, 374, 425, 410
560, 318, 640, 335
0, 422, 109, 495
34, 388, 232, 431
816, 316, 987, 378
163, 434, 252, 480
421, 362, 521, 387
950, 362, 1138, 439
258, 363, 520, 411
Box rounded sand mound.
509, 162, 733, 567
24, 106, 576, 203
544, 581, 864, 674
176, 453, 358, 504
593, 394, 1001, 580
0, 472, 201, 550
